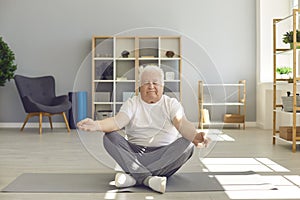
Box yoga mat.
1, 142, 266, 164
2, 172, 225, 193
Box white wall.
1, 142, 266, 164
0, 0, 256, 125
256, 0, 291, 83
256, 0, 292, 129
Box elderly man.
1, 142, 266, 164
77, 65, 209, 193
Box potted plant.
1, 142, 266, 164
282, 30, 300, 49
276, 66, 292, 81
0, 37, 17, 86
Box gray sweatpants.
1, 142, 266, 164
103, 131, 194, 184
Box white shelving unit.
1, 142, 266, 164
198, 80, 246, 129
91, 36, 182, 119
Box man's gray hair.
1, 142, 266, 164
138, 64, 164, 86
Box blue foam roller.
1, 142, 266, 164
77, 91, 87, 122
68, 91, 87, 129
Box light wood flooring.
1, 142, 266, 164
0, 127, 299, 200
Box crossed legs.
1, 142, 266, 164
103, 131, 194, 192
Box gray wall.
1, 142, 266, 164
0, 0, 256, 123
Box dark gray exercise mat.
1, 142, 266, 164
2, 172, 225, 193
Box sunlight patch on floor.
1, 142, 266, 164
197, 129, 235, 141
215, 174, 275, 191
201, 158, 289, 172
200, 157, 300, 199
104, 189, 118, 199
225, 186, 300, 199
285, 175, 300, 186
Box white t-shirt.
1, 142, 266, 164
119, 94, 185, 147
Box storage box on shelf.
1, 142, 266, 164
96, 110, 113, 120
223, 114, 245, 123
279, 126, 300, 141
91, 36, 182, 119
281, 95, 300, 112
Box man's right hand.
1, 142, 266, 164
77, 118, 101, 132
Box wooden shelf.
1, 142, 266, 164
202, 122, 245, 125
198, 80, 246, 130
203, 102, 244, 106
273, 134, 300, 144
273, 9, 300, 152
92, 36, 182, 119
203, 83, 244, 86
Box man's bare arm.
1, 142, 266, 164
77, 112, 130, 133
172, 115, 208, 147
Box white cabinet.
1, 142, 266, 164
198, 80, 246, 129
91, 36, 182, 119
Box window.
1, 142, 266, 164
291, 0, 298, 10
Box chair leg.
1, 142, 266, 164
39, 112, 43, 135
20, 114, 31, 131
62, 112, 71, 132
48, 116, 53, 129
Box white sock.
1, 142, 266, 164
143, 176, 151, 186
115, 173, 136, 188
144, 176, 167, 193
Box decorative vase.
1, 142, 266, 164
121, 50, 130, 58
165, 51, 175, 58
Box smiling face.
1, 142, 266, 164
140, 69, 164, 104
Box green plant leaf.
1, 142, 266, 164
276, 66, 292, 75
0, 36, 17, 86
282, 30, 300, 44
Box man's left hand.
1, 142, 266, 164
192, 132, 210, 148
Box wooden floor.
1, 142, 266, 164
0, 127, 299, 200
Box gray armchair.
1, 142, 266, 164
14, 75, 71, 134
